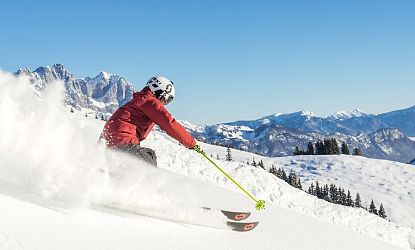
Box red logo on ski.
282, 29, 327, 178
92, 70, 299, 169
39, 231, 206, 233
243, 223, 255, 231
234, 213, 247, 221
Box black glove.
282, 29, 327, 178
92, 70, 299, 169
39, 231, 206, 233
192, 144, 201, 152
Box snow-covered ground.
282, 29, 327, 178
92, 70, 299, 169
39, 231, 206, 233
1, 71, 415, 249
410, 137, 415, 141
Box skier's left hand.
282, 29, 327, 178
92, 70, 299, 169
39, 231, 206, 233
192, 144, 201, 152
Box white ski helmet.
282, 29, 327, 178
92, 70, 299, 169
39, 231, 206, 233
146, 76, 175, 104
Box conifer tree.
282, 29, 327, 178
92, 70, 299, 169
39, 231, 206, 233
258, 160, 265, 170
320, 140, 325, 154
226, 147, 232, 161
322, 184, 330, 201
306, 142, 315, 155
341, 142, 350, 155
308, 183, 315, 195
269, 165, 277, 175
341, 188, 347, 205
251, 158, 257, 167
293, 146, 301, 156
369, 200, 378, 215
278, 168, 288, 181
331, 138, 340, 155
355, 193, 361, 208
288, 170, 297, 187
336, 187, 345, 205
329, 184, 337, 202
101, 115, 106, 121
353, 148, 362, 156
276, 168, 282, 179
315, 140, 324, 155
323, 139, 330, 154
315, 141, 320, 155
297, 177, 302, 190
315, 181, 321, 198
378, 204, 387, 219
70, 107, 74, 113
346, 190, 353, 206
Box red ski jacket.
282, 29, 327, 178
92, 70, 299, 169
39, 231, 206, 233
100, 87, 196, 149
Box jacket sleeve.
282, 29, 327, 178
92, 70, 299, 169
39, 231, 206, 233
140, 123, 156, 141
140, 99, 196, 148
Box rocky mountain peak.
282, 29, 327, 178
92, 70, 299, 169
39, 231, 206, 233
14, 64, 135, 115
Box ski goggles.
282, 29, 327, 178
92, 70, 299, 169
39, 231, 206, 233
166, 96, 174, 104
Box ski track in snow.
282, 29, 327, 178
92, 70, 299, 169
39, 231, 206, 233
0, 71, 414, 249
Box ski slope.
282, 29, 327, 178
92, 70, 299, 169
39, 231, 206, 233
0, 71, 414, 249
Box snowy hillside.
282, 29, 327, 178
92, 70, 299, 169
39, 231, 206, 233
200, 144, 415, 228
1, 71, 415, 249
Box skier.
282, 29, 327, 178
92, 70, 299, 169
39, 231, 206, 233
100, 76, 197, 167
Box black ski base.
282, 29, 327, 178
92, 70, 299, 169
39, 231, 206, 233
220, 210, 251, 221
203, 207, 251, 221
226, 221, 259, 232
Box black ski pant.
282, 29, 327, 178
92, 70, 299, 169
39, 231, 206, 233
119, 144, 157, 167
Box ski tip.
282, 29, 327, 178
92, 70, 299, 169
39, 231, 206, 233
226, 221, 259, 232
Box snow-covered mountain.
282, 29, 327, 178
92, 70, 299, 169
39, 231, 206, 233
182, 118, 415, 163
233, 110, 353, 135
14, 64, 135, 116
181, 105, 415, 163
377, 105, 415, 137
330, 108, 369, 120
225, 107, 415, 137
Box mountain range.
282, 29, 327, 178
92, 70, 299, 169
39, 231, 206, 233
181, 120, 415, 164
219, 107, 415, 137
13, 64, 415, 163
14, 64, 135, 115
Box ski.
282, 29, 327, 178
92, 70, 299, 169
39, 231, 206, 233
202, 207, 251, 221
226, 221, 259, 232
220, 210, 251, 221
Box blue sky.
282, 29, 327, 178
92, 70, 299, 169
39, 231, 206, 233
1, 0, 414, 124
